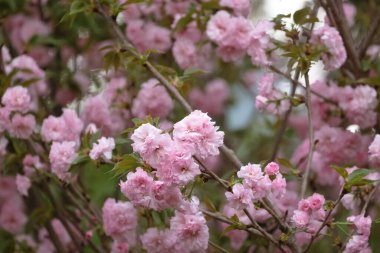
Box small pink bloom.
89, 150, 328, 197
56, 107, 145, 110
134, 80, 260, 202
1, 86, 31, 113
16, 174, 31, 197
291, 210, 310, 228
90, 137, 115, 160
9, 114, 36, 139
265, 162, 280, 175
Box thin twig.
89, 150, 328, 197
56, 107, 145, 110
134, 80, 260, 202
300, 71, 314, 199
358, 12, 380, 58
209, 240, 231, 253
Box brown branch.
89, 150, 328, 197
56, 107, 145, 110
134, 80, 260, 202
324, 0, 361, 76
358, 11, 380, 59
300, 71, 314, 199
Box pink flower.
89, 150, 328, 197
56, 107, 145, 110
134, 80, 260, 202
291, 210, 310, 228
225, 183, 253, 210
1, 86, 31, 113
150, 181, 182, 210
41, 109, 83, 143
369, 134, 380, 165
170, 211, 209, 252
338, 85, 378, 129
23, 155, 44, 176
271, 174, 286, 198
155, 142, 200, 186
237, 163, 263, 187
344, 235, 370, 253
9, 114, 36, 139
130, 123, 172, 168
308, 193, 325, 211
102, 198, 137, 240
310, 25, 347, 70
111, 241, 130, 253
173, 110, 224, 159
172, 38, 197, 69
247, 21, 274, 66
131, 79, 174, 119
16, 174, 31, 197
5, 55, 47, 96
49, 141, 77, 181
0, 107, 11, 133
90, 137, 115, 160
347, 215, 372, 236
265, 162, 280, 175
189, 79, 229, 117
120, 168, 154, 207
141, 228, 175, 253
220, 0, 251, 16
206, 11, 232, 43
298, 199, 312, 212
0, 196, 27, 234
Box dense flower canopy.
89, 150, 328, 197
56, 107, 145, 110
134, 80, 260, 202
0, 0, 380, 253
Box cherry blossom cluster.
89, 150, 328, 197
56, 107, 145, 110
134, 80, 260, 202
226, 162, 286, 210
291, 194, 326, 244
344, 215, 372, 253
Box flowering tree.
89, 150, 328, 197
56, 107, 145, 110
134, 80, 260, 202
1, 0, 380, 252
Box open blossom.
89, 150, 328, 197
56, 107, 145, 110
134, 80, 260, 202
102, 198, 137, 240
1, 86, 31, 113
9, 114, 36, 139
23, 155, 44, 176
369, 134, 380, 166
130, 123, 172, 168
220, 0, 251, 16
237, 163, 263, 187
310, 25, 347, 70
308, 193, 325, 211
170, 211, 209, 252
90, 137, 115, 160
0, 196, 27, 235
49, 141, 77, 181
255, 73, 290, 116
338, 85, 378, 129
189, 79, 229, 117
347, 215, 372, 236
131, 79, 173, 119
16, 174, 31, 197
344, 215, 372, 253
247, 21, 274, 66
265, 162, 280, 175
225, 183, 253, 210
291, 210, 310, 228
173, 110, 224, 159
111, 241, 130, 253
120, 168, 154, 207
141, 228, 175, 253
41, 109, 83, 143
150, 181, 183, 210
155, 142, 200, 186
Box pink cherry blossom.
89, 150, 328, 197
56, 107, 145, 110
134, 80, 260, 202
173, 110, 224, 159
9, 114, 36, 139
310, 25, 347, 70
132, 79, 174, 119
225, 183, 253, 210
89, 137, 115, 160
1, 86, 31, 113
16, 174, 31, 197
141, 228, 175, 253
49, 141, 77, 181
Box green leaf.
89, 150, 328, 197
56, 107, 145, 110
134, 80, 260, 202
293, 7, 311, 25
112, 154, 141, 177
347, 169, 371, 183
72, 154, 90, 165
357, 76, 380, 86
331, 165, 349, 179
